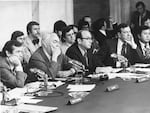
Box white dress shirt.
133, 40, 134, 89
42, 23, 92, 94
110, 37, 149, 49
116, 38, 124, 67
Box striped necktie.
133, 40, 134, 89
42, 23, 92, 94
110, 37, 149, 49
121, 43, 127, 57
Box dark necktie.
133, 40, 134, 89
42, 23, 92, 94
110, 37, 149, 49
32, 39, 39, 45
144, 44, 149, 56
121, 43, 127, 57
84, 52, 88, 67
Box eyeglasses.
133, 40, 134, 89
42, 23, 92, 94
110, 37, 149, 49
82, 38, 93, 40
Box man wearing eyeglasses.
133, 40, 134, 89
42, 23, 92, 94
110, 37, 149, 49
66, 30, 103, 74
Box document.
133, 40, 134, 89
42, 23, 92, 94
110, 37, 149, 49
26, 81, 64, 90
134, 63, 150, 68
1, 104, 58, 113
108, 72, 149, 80
18, 104, 58, 113
7, 87, 27, 99
18, 96, 42, 104
67, 84, 96, 92
135, 68, 150, 74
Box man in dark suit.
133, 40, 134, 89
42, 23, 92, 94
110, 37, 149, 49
0, 40, 27, 89
96, 23, 138, 67
66, 30, 103, 74
134, 26, 150, 63
27, 33, 76, 82
92, 18, 117, 47
131, 1, 150, 34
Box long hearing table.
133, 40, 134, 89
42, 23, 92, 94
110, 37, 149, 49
35, 77, 150, 113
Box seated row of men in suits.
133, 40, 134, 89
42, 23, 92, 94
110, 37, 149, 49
1, 22, 150, 89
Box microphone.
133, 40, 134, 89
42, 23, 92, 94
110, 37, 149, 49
30, 68, 51, 81
69, 60, 88, 73
110, 53, 128, 62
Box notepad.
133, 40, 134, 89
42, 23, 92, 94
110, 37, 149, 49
67, 84, 96, 92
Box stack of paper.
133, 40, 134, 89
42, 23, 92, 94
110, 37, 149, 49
67, 84, 96, 92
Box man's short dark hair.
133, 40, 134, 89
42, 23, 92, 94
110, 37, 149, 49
117, 23, 129, 33
78, 20, 89, 30
92, 18, 106, 31
137, 25, 150, 35
136, 1, 145, 8
26, 21, 39, 35
2, 40, 22, 57
11, 31, 24, 41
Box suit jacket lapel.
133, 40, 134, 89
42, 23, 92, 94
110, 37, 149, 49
76, 45, 87, 66
39, 48, 51, 67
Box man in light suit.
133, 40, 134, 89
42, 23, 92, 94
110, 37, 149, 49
27, 33, 76, 82
24, 21, 41, 60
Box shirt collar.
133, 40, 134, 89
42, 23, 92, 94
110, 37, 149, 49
99, 30, 106, 36
139, 41, 149, 49
118, 38, 124, 45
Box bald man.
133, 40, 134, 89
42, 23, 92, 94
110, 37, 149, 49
27, 33, 76, 82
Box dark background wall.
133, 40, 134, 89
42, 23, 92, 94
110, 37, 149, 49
73, 0, 109, 25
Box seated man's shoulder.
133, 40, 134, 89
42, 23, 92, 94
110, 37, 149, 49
30, 47, 42, 59
66, 43, 77, 54
0, 56, 8, 68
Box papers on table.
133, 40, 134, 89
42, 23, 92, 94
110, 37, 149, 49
95, 67, 123, 74
134, 63, 150, 68
108, 72, 149, 80
95, 66, 113, 73
18, 96, 42, 104
26, 81, 64, 90
48, 81, 65, 88
134, 68, 150, 74
5, 81, 64, 104
7, 88, 27, 99
1, 104, 58, 113
17, 104, 58, 113
67, 84, 96, 92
